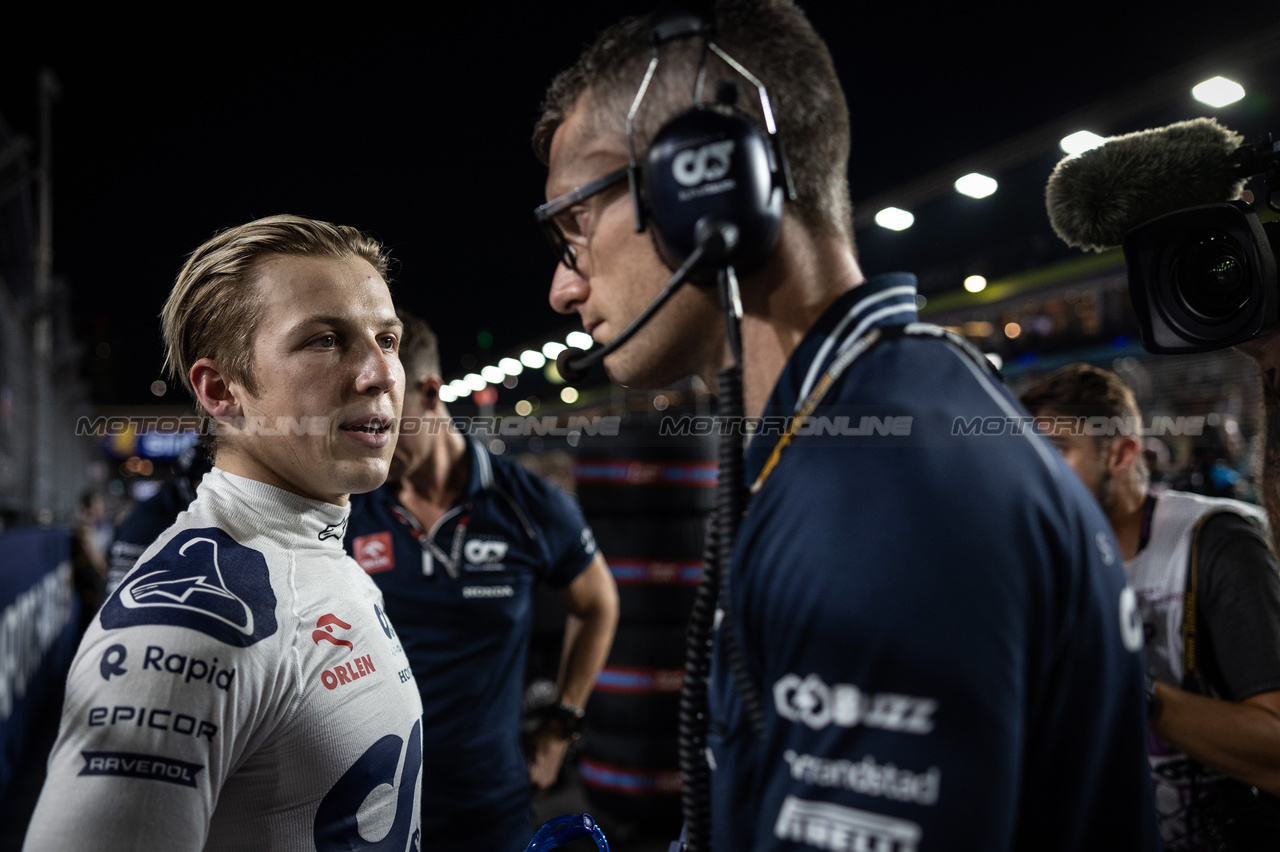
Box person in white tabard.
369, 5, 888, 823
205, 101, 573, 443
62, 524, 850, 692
1022, 362, 1280, 851
24, 215, 423, 852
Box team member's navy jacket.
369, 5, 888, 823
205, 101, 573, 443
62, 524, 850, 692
346, 438, 596, 837
708, 274, 1160, 850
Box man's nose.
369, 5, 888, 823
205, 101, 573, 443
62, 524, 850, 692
549, 261, 588, 315
354, 337, 400, 395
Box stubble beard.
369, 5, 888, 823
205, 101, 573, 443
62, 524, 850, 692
1096, 467, 1120, 517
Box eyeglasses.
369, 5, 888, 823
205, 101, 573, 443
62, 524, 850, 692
533, 167, 629, 272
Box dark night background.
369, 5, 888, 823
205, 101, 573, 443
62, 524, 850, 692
3, 2, 1280, 405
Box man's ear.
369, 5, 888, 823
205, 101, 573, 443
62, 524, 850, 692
419, 375, 444, 412
1108, 435, 1142, 477
190, 358, 242, 421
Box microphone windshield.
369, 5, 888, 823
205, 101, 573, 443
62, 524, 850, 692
556, 347, 592, 385
1046, 117, 1246, 252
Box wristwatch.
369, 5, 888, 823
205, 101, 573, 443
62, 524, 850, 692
545, 701, 587, 739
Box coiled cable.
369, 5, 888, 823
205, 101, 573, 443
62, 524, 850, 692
675, 265, 767, 852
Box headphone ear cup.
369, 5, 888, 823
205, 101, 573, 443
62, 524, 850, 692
643, 105, 783, 274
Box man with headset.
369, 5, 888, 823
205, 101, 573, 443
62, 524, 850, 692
534, 1, 1159, 849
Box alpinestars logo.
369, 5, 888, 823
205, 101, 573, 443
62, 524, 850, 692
101, 528, 277, 647
319, 517, 348, 541
673, 140, 735, 187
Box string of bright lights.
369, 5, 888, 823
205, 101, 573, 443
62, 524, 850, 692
438, 331, 593, 404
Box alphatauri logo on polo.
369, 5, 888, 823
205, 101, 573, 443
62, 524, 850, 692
464, 538, 508, 565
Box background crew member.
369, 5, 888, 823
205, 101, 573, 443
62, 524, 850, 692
106, 443, 212, 597
346, 309, 618, 852
69, 490, 110, 635
1022, 363, 1280, 849
24, 215, 423, 851
534, 1, 1159, 848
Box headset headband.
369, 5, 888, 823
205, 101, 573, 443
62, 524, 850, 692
648, 0, 715, 44
625, 10, 795, 237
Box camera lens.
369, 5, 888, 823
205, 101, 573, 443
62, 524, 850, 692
1174, 231, 1250, 320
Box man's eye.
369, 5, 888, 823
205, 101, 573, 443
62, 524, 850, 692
380, 335, 398, 351
312, 334, 337, 348
558, 206, 588, 240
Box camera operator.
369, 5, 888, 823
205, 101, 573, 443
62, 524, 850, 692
1022, 362, 1280, 850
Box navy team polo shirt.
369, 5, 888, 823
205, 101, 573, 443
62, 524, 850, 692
707, 273, 1160, 851
346, 437, 596, 820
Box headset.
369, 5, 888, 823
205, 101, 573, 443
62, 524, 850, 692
555, 0, 795, 383
629, 5, 795, 273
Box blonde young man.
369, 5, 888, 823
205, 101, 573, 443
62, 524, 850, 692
24, 215, 423, 852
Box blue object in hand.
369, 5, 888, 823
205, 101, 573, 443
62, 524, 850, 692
523, 813, 610, 852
